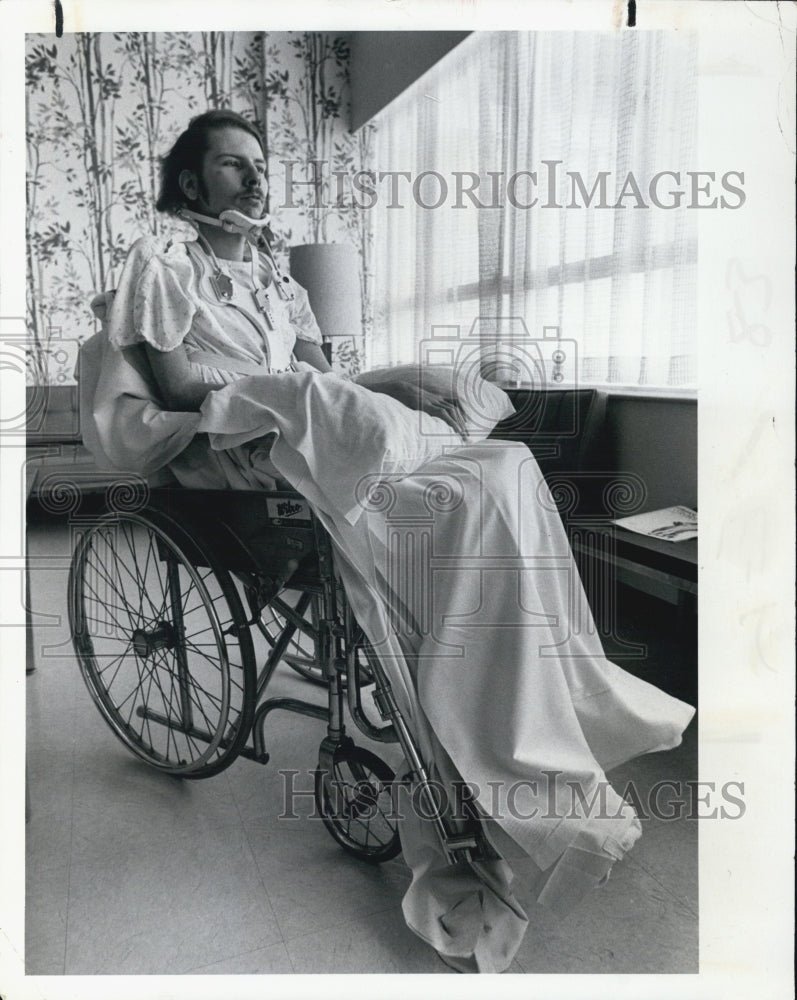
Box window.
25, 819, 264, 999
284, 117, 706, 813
368, 31, 698, 390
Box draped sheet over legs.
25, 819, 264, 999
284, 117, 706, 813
189, 376, 694, 972
312, 440, 694, 971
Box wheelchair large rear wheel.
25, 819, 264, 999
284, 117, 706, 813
315, 741, 401, 863
69, 508, 257, 778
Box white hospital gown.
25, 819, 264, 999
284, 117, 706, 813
106, 235, 323, 489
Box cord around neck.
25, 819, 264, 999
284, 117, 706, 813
194, 227, 263, 289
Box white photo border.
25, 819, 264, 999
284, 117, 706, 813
1, 2, 794, 998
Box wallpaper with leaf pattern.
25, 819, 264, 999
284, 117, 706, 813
25, 31, 375, 382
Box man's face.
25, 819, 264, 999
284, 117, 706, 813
182, 126, 267, 218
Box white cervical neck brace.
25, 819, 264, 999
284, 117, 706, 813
179, 207, 269, 241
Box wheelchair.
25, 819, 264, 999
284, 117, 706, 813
67, 483, 484, 867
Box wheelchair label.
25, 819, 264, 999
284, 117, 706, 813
267, 497, 312, 523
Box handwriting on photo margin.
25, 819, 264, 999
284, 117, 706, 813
725, 258, 773, 346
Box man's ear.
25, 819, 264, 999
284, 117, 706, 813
179, 169, 199, 202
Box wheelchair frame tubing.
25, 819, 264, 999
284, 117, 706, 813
166, 550, 194, 734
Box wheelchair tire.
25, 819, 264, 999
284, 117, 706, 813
315, 742, 402, 863
69, 508, 257, 778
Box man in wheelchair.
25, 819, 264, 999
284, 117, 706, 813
74, 109, 695, 973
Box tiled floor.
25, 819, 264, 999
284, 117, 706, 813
25, 517, 698, 975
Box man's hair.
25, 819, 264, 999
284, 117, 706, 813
155, 109, 264, 215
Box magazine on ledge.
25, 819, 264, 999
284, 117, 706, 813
611, 505, 698, 542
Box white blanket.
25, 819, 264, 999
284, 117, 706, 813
196, 373, 695, 972
79, 329, 200, 477
198, 368, 513, 521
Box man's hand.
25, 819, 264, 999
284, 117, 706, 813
366, 379, 469, 440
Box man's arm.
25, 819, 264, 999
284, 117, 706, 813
292, 338, 332, 373
144, 343, 216, 412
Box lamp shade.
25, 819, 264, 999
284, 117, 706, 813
288, 243, 362, 341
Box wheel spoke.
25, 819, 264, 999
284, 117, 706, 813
149, 648, 208, 761
82, 545, 142, 636
117, 521, 164, 624
181, 638, 246, 700
89, 640, 136, 695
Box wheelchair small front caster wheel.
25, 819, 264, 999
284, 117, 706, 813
315, 742, 401, 863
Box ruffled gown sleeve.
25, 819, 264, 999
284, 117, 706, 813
106, 236, 197, 353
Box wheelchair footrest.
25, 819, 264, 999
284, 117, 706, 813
444, 833, 479, 852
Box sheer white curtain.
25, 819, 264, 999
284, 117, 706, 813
368, 31, 698, 389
